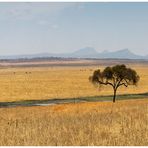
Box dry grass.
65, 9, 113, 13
0, 99, 147, 146
0, 65, 148, 102
0, 64, 148, 146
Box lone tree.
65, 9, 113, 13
89, 64, 140, 103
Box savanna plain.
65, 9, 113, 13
0, 60, 148, 145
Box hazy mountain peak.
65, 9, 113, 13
117, 48, 131, 53
0, 47, 146, 60
71, 47, 98, 58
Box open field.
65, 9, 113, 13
0, 60, 148, 146
0, 61, 148, 102
0, 99, 147, 146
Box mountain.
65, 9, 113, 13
66, 48, 145, 59
0, 53, 51, 59
97, 49, 144, 59
0, 47, 147, 60
68, 47, 98, 58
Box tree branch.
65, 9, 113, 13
97, 80, 114, 87
118, 82, 128, 87
115, 78, 122, 89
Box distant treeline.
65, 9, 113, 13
0, 57, 148, 63
0, 57, 79, 63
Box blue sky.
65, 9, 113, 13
0, 2, 148, 55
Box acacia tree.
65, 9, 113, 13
89, 64, 140, 103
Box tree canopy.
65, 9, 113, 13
89, 64, 140, 102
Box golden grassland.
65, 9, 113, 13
0, 65, 148, 102
0, 99, 147, 146
0, 64, 148, 146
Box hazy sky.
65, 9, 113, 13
0, 2, 148, 55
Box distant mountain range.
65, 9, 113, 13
0, 47, 147, 60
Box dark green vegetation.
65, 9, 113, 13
90, 64, 140, 102
0, 92, 148, 108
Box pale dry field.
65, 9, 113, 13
0, 99, 147, 146
0, 63, 148, 146
0, 65, 148, 102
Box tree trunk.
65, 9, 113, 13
113, 89, 116, 103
